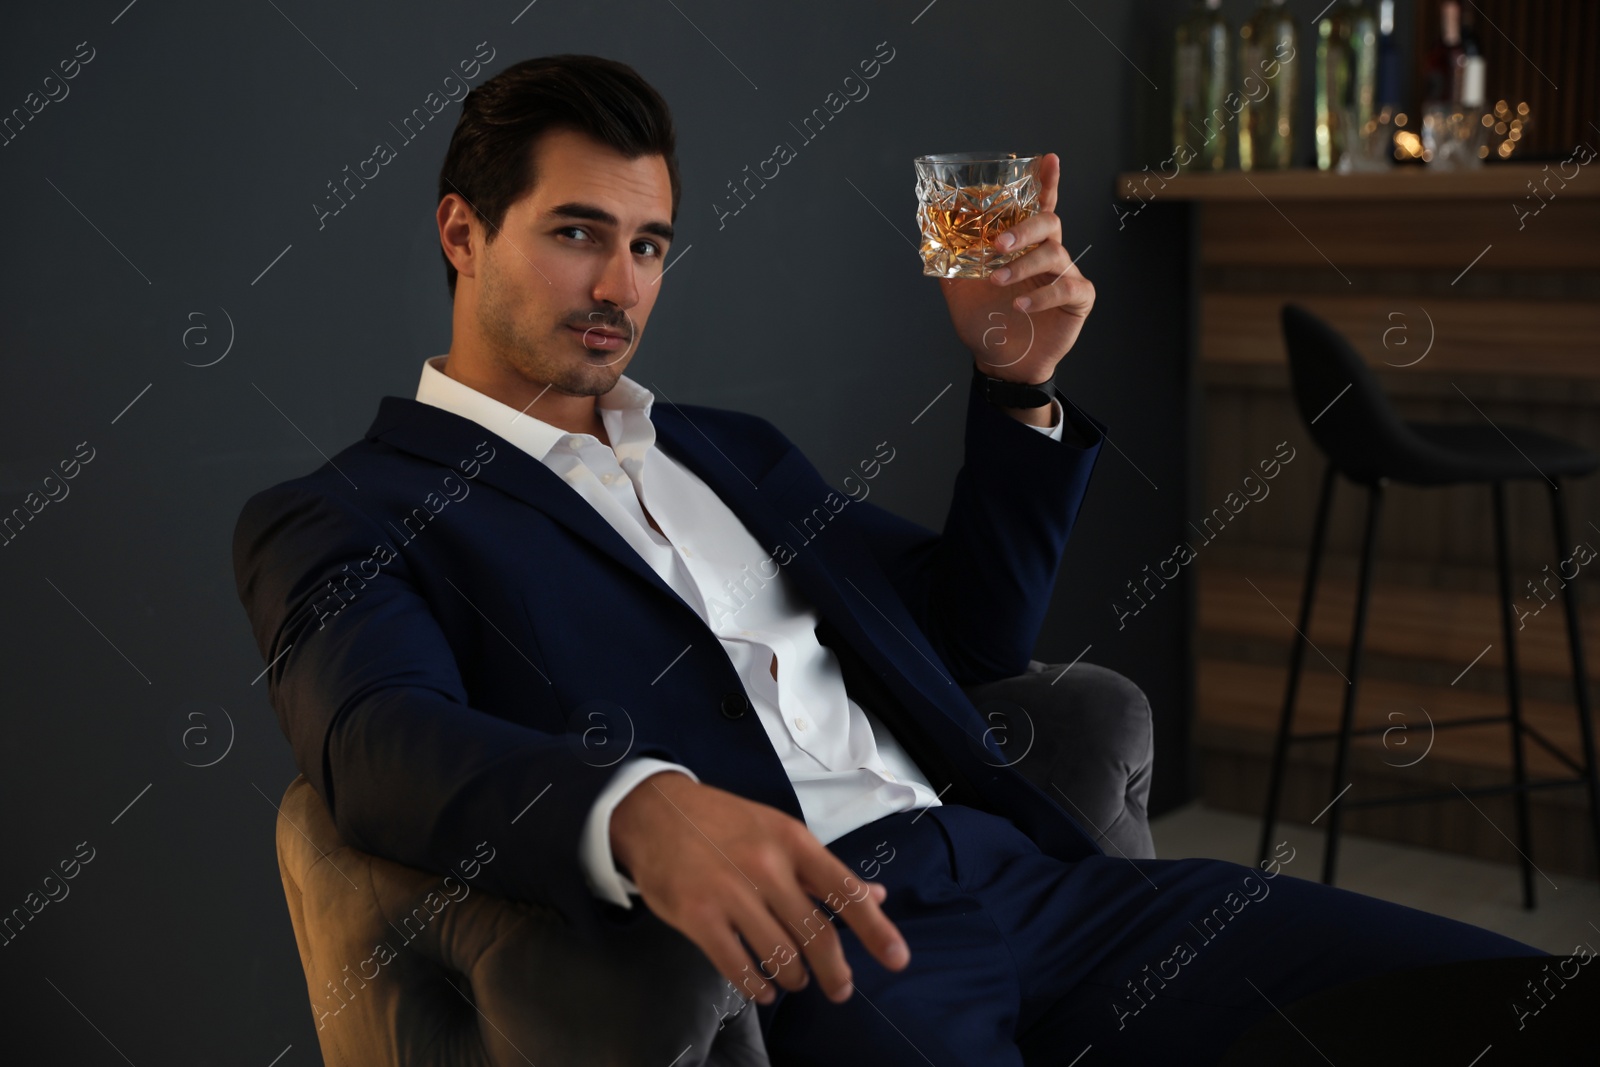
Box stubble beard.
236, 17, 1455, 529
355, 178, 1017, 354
477, 257, 623, 399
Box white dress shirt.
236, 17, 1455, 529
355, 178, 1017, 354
414, 354, 1065, 908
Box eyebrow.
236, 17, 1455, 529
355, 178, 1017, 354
546, 201, 674, 243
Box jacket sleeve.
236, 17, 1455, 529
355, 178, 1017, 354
232, 482, 685, 941
845, 373, 1105, 686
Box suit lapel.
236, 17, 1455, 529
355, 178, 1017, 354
365, 395, 982, 746
366, 395, 833, 620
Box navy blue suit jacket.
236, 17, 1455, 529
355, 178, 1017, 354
232, 372, 1108, 942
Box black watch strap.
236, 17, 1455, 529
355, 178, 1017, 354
973, 363, 1056, 409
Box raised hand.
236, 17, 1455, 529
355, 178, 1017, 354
936, 152, 1095, 385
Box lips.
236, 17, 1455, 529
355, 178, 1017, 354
570, 324, 627, 339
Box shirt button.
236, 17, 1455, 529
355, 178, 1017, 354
884, 771, 897, 781
794, 717, 808, 731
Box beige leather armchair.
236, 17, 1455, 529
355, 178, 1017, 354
274, 660, 1155, 1065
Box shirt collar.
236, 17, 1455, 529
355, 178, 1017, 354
414, 354, 656, 463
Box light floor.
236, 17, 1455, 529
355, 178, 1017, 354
1149, 802, 1600, 955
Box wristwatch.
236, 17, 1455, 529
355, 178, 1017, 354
972, 363, 1055, 409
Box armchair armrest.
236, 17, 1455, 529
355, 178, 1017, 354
959, 659, 1156, 860
275, 775, 769, 1066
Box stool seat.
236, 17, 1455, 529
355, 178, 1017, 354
1400, 421, 1600, 485
1282, 302, 1600, 488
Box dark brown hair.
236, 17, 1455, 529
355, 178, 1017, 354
436, 54, 681, 298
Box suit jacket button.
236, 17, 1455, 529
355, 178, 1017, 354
720, 692, 748, 719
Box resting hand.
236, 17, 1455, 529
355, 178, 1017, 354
610, 771, 910, 1005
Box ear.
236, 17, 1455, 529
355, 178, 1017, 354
438, 194, 479, 285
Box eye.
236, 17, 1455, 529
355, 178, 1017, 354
555, 227, 663, 260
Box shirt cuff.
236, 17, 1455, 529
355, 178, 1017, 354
1023, 396, 1066, 441
579, 757, 700, 909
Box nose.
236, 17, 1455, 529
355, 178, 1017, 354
591, 242, 641, 314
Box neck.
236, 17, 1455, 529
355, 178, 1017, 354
438, 351, 607, 440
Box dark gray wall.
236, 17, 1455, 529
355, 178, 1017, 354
0, 1, 1205, 1059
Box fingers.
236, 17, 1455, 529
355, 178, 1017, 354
728, 892, 816, 1004
696, 917, 780, 1008
990, 238, 1093, 316
710, 881, 881, 1008
796, 847, 910, 983
753, 881, 856, 1003
644, 796, 910, 1013
1039, 151, 1059, 215
684, 876, 819, 1008
737, 852, 903, 1007
990, 230, 1075, 289
1015, 272, 1095, 318
992, 206, 1061, 264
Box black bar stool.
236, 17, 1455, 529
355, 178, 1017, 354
1256, 304, 1600, 908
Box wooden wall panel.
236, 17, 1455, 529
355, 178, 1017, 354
1197, 292, 1600, 378
1198, 199, 1600, 271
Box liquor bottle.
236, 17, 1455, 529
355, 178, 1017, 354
1314, 1, 1378, 170
1423, 1, 1465, 105
1348, 2, 1378, 145
1173, 0, 1231, 171
1457, 6, 1486, 110
1376, 0, 1401, 113
1238, 0, 1298, 170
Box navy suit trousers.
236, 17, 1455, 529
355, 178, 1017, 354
762, 804, 1543, 1065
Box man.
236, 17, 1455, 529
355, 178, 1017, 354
233, 54, 1540, 1065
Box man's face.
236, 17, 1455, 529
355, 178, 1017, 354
466, 127, 674, 397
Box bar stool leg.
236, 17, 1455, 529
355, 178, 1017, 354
1259, 462, 1339, 868
1323, 480, 1385, 886
1491, 481, 1538, 909
1548, 479, 1600, 888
